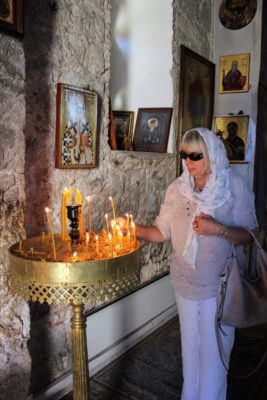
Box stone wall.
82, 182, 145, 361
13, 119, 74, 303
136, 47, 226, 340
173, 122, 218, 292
0, 0, 213, 397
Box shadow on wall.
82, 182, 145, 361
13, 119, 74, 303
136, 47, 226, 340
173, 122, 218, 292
23, 0, 58, 395
24, 0, 56, 238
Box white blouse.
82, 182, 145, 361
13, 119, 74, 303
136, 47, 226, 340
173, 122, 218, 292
154, 170, 258, 300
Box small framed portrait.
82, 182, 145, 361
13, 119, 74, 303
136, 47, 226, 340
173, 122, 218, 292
219, 53, 250, 93
55, 83, 98, 169
213, 115, 249, 163
0, 0, 24, 36
133, 108, 173, 153
113, 111, 134, 151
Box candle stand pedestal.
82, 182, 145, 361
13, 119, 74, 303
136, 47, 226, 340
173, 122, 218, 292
8, 235, 140, 400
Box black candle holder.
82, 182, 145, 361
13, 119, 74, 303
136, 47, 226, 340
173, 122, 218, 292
67, 205, 81, 251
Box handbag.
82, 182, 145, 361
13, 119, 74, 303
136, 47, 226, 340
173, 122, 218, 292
216, 228, 267, 377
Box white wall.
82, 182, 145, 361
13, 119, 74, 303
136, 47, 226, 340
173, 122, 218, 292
110, 0, 173, 151
213, 0, 262, 188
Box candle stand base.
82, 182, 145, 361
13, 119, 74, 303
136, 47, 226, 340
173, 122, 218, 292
71, 303, 90, 400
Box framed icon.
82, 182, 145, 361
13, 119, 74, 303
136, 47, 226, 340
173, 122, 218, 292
213, 115, 249, 163
133, 108, 173, 153
55, 83, 98, 169
219, 53, 250, 93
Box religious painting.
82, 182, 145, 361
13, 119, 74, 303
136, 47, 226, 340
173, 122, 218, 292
219, 53, 250, 93
55, 83, 98, 169
113, 111, 134, 151
177, 45, 215, 174
213, 115, 249, 163
219, 0, 257, 30
0, 0, 24, 36
132, 108, 173, 153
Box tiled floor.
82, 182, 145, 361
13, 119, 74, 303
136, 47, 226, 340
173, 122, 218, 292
63, 317, 267, 399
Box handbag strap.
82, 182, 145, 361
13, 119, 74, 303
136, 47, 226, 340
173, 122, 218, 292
245, 227, 263, 249
216, 230, 267, 379
216, 320, 267, 379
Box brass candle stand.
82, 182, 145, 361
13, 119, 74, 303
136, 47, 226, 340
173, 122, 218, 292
8, 234, 140, 400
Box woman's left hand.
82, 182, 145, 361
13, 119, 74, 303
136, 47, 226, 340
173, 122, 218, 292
192, 212, 220, 236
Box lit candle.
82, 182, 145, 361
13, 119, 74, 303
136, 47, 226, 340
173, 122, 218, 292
118, 230, 123, 248
109, 196, 116, 221
125, 213, 129, 230
45, 207, 57, 260
76, 188, 85, 238
86, 196, 92, 232
108, 232, 113, 257
95, 235, 99, 257
131, 221, 136, 248
105, 213, 110, 234
127, 230, 131, 249
86, 231, 89, 257
111, 220, 116, 237
61, 187, 68, 241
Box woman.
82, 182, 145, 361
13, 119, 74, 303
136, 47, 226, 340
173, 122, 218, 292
136, 128, 258, 400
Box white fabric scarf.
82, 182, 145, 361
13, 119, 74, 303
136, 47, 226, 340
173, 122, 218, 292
177, 128, 231, 269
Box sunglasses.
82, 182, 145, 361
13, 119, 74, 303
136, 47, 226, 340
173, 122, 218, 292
179, 151, 204, 161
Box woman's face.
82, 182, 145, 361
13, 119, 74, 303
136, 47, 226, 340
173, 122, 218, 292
183, 147, 211, 180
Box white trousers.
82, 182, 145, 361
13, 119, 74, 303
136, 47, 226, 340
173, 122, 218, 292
175, 292, 235, 400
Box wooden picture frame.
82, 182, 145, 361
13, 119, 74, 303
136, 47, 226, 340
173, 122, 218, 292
219, 53, 250, 93
113, 111, 134, 151
213, 115, 249, 163
177, 45, 215, 174
0, 0, 24, 36
132, 108, 172, 153
55, 83, 98, 169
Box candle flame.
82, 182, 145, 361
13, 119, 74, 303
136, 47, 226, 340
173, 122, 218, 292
86, 195, 90, 202
73, 251, 77, 257
86, 232, 89, 241
108, 233, 112, 240
45, 207, 50, 213
95, 235, 98, 241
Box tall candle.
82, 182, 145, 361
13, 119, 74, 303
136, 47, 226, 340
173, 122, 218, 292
105, 213, 110, 234
95, 234, 99, 257
111, 220, 116, 237
45, 207, 57, 260
118, 230, 123, 248
86, 196, 92, 232
131, 221, 136, 248
61, 187, 68, 240
108, 233, 113, 257
125, 213, 129, 230
109, 196, 116, 221
86, 231, 89, 257
76, 188, 85, 238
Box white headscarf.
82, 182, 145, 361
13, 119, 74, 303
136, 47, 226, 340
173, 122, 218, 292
177, 128, 231, 268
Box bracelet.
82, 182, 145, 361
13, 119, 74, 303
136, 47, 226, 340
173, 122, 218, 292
217, 224, 228, 238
